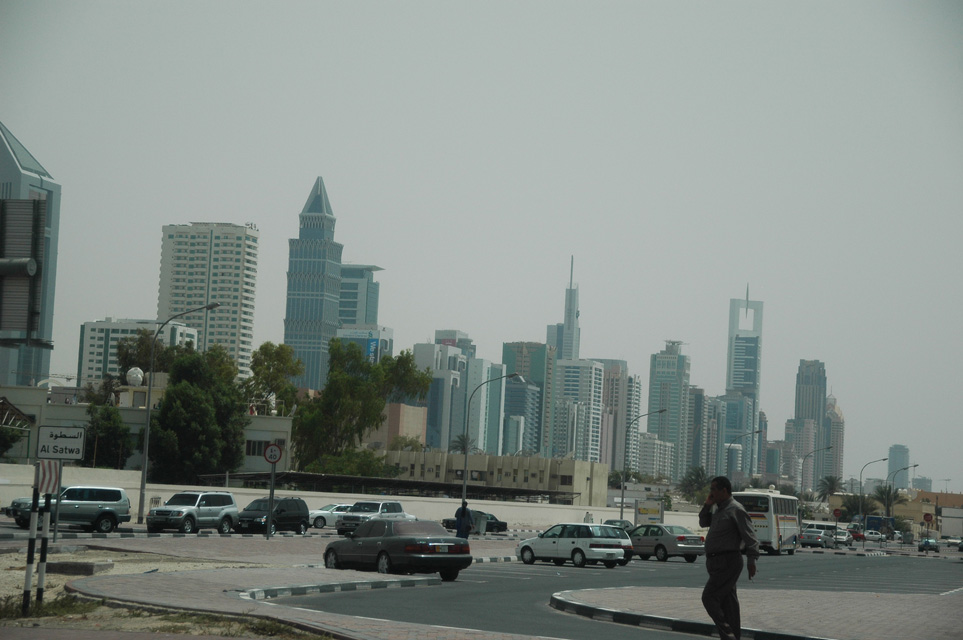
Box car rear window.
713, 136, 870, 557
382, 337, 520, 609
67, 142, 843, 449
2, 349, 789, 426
394, 521, 448, 536
590, 525, 623, 538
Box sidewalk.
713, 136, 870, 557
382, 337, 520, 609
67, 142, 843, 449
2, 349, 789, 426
4, 534, 961, 640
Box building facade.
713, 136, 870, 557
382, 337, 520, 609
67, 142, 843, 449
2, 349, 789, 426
0, 121, 61, 387
335, 325, 393, 363
551, 359, 604, 462
283, 177, 343, 390
338, 264, 381, 327
888, 444, 911, 490
647, 341, 690, 481
793, 359, 828, 485
157, 222, 258, 377
725, 297, 763, 474
502, 341, 556, 457
77, 318, 198, 387
546, 257, 580, 361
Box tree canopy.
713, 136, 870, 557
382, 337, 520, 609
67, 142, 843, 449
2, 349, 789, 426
241, 341, 303, 414
817, 476, 844, 502
292, 340, 432, 470
116, 328, 194, 375
83, 403, 133, 468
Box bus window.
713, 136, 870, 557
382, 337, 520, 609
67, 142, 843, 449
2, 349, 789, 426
733, 495, 769, 512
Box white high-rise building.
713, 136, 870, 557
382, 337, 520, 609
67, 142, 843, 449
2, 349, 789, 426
157, 222, 259, 377
551, 359, 604, 462
647, 340, 690, 481
77, 318, 198, 387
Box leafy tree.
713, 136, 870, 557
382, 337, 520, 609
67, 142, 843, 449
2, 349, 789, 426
0, 425, 24, 457
81, 373, 123, 405
817, 476, 844, 502
871, 485, 907, 517
84, 403, 133, 468
292, 340, 432, 469
116, 328, 194, 375
242, 342, 303, 413
841, 493, 874, 522
388, 435, 424, 451
777, 483, 798, 497
304, 449, 398, 477
148, 348, 248, 483
678, 467, 709, 500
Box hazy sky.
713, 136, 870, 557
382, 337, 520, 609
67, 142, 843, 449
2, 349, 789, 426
2, 2, 961, 491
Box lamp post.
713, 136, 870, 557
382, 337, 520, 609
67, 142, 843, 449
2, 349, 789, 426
619, 408, 667, 520
884, 463, 918, 518
726, 429, 763, 481
797, 445, 832, 494
461, 372, 519, 502
858, 456, 887, 548
137, 302, 220, 524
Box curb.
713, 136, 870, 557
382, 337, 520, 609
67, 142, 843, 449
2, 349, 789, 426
239, 575, 439, 600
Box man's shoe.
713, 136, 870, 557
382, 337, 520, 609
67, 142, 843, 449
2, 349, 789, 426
718, 623, 738, 640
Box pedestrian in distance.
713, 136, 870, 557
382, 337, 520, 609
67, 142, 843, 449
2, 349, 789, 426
454, 500, 472, 539
699, 476, 759, 640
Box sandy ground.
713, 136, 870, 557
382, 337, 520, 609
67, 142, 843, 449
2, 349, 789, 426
0, 546, 311, 637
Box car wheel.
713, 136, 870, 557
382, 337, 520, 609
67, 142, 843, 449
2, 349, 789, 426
297, 521, 308, 535
572, 549, 587, 568
15, 518, 29, 529
324, 549, 340, 569
314, 516, 326, 529
269, 523, 277, 536
655, 545, 668, 562
377, 552, 393, 574
603, 561, 617, 569
618, 557, 630, 566
94, 515, 116, 534
684, 555, 697, 563
787, 549, 795, 556
439, 568, 459, 582
553, 558, 566, 566
179, 518, 196, 534
637, 553, 651, 561
520, 546, 536, 565
218, 517, 232, 534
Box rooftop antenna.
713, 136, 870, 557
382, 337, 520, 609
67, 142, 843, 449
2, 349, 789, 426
745, 283, 750, 318
570, 255, 574, 288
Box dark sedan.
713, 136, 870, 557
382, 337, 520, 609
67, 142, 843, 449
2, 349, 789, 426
441, 510, 508, 533
324, 519, 472, 581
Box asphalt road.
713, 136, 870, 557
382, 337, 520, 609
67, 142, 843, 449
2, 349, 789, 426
272, 552, 963, 640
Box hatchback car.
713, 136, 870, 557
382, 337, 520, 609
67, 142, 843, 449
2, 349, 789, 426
918, 538, 940, 552
516, 523, 632, 568
235, 497, 310, 535
863, 529, 884, 542
146, 491, 238, 534
800, 528, 836, 548
629, 523, 705, 562
324, 519, 472, 582
309, 503, 352, 529
834, 529, 854, 546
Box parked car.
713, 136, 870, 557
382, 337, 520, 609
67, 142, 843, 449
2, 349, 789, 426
847, 527, 865, 541
309, 503, 352, 529
603, 519, 635, 531
336, 500, 415, 536
54, 486, 132, 533
6, 495, 34, 528
918, 538, 940, 552
235, 497, 310, 535
146, 491, 238, 534
941, 536, 961, 547
629, 523, 705, 562
863, 529, 884, 542
324, 519, 472, 581
441, 510, 508, 533
516, 523, 632, 568
834, 529, 854, 546
800, 528, 836, 549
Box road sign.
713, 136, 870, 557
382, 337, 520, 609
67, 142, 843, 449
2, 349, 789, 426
923, 513, 933, 523
833, 508, 842, 518
264, 443, 282, 465
37, 426, 86, 460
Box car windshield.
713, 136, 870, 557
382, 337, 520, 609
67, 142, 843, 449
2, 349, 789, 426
394, 521, 449, 536
244, 499, 271, 511
350, 503, 380, 513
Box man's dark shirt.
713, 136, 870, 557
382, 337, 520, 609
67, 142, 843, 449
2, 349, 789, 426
699, 496, 760, 566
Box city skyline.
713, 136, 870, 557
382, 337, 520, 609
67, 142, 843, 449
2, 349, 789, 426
2, 3, 960, 491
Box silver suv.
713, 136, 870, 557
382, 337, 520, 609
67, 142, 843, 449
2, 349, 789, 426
335, 500, 415, 536
58, 486, 131, 533
146, 491, 238, 534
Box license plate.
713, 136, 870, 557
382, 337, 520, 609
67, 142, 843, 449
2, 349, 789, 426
432, 544, 450, 553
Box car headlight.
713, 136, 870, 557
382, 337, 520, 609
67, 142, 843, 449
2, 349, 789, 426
256, 516, 266, 524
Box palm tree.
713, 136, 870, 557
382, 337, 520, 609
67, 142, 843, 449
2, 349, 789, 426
816, 476, 844, 502
677, 467, 709, 500
871, 485, 907, 518
449, 434, 479, 455
841, 493, 872, 522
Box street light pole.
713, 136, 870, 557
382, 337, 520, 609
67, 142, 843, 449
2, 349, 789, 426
797, 445, 832, 494
858, 456, 887, 548
137, 302, 220, 524
726, 429, 763, 481
884, 463, 918, 518
461, 372, 519, 502
619, 408, 666, 520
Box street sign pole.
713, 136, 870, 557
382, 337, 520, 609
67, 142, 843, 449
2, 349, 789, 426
263, 444, 283, 540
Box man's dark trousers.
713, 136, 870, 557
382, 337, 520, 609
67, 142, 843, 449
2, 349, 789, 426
702, 551, 744, 639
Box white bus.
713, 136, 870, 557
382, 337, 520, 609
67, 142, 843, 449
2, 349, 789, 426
732, 490, 800, 555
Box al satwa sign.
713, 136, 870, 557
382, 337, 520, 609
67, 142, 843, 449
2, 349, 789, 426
37, 426, 86, 460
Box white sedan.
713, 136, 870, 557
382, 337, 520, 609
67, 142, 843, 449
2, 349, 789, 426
308, 503, 352, 529
863, 529, 884, 542
515, 523, 632, 568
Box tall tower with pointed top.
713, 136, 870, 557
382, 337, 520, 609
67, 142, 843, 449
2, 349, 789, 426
0, 121, 61, 386
284, 177, 343, 390
547, 256, 580, 361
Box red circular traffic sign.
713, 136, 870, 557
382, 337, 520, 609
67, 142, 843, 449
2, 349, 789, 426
923, 513, 933, 523
833, 508, 842, 518
264, 443, 282, 465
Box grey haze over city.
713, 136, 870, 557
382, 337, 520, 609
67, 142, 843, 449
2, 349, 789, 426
2, 2, 961, 491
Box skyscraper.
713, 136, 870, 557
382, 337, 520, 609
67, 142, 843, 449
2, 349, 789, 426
339, 264, 382, 327
825, 395, 845, 480
793, 359, 828, 487
647, 340, 690, 481
726, 296, 763, 474
77, 318, 197, 386
551, 358, 604, 461
502, 341, 555, 455
888, 444, 910, 490
597, 359, 629, 471
546, 257, 580, 361
284, 177, 343, 390
157, 222, 259, 377
0, 121, 61, 387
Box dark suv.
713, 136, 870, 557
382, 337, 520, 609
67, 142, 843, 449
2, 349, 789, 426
235, 497, 309, 535
146, 491, 238, 534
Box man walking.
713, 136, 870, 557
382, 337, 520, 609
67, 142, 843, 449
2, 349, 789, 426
454, 500, 472, 539
699, 476, 759, 640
